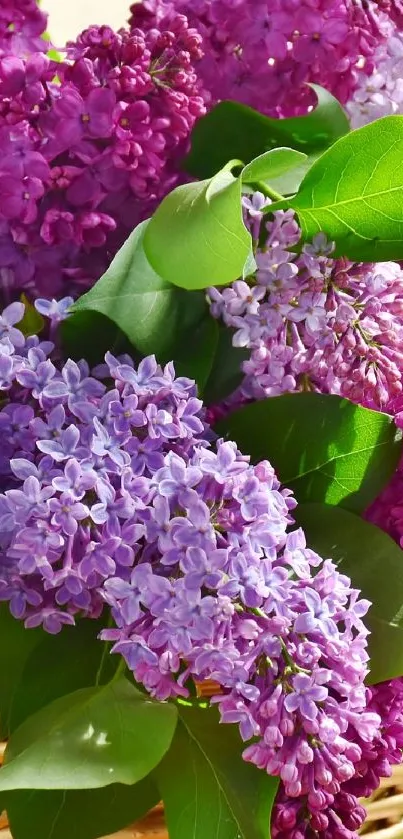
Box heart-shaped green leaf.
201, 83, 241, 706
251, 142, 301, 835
215, 393, 402, 512
287, 115, 403, 261
5, 778, 159, 839
0, 678, 177, 791
71, 220, 218, 386
185, 86, 350, 179
155, 702, 278, 839
295, 503, 403, 684
9, 618, 118, 733
242, 148, 307, 184
143, 167, 251, 290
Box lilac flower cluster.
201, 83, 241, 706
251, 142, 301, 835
348, 29, 403, 127
0, 16, 206, 301
208, 194, 403, 413
0, 301, 402, 837
130, 0, 392, 117
0, 302, 207, 631
272, 676, 403, 839
0, 0, 48, 58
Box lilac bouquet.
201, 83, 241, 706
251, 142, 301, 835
2, 3, 403, 839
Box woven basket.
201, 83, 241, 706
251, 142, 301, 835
1, 734, 403, 838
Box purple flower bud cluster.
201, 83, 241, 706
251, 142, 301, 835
0, 15, 206, 301
129, 0, 393, 117
0, 0, 48, 58
0, 300, 402, 837
208, 194, 403, 413
272, 676, 403, 839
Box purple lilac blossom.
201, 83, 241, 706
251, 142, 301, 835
0, 16, 207, 301
208, 194, 403, 414
348, 29, 403, 127
0, 1, 48, 57
129, 0, 394, 117
0, 303, 402, 838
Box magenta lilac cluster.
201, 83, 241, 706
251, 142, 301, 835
208, 193, 403, 414
130, 0, 393, 117
0, 0, 48, 57
0, 301, 402, 838
0, 14, 206, 301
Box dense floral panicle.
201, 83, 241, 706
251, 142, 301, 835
208, 194, 403, 414
0, 301, 401, 837
271, 677, 403, 838
348, 29, 403, 127
0, 0, 48, 57
129, 0, 392, 117
0, 17, 206, 301
0, 303, 207, 631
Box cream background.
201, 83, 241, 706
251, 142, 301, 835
42, 0, 130, 45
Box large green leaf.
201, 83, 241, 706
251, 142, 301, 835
0, 606, 43, 738
203, 325, 249, 405
61, 310, 133, 368
9, 618, 118, 733
155, 702, 278, 839
185, 86, 350, 179
5, 778, 159, 839
72, 221, 215, 385
295, 503, 403, 684
215, 393, 402, 512
0, 678, 177, 791
267, 151, 322, 197
286, 115, 403, 261
143, 167, 251, 290
241, 148, 307, 184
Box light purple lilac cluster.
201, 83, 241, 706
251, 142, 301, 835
129, 0, 392, 117
347, 28, 403, 128
0, 15, 206, 301
272, 676, 403, 839
0, 301, 208, 631
0, 301, 402, 838
208, 194, 403, 414
0, 0, 48, 57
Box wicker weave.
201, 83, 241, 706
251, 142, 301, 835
1, 739, 403, 838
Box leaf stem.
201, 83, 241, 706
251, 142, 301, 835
253, 181, 284, 202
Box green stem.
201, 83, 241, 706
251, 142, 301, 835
254, 181, 284, 203
112, 658, 127, 683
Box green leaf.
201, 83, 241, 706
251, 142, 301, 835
185, 86, 350, 179
155, 702, 278, 839
0, 678, 177, 791
173, 314, 219, 393
215, 393, 402, 512
266, 151, 322, 197
143, 167, 251, 290
0, 606, 43, 739
295, 503, 403, 684
61, 310, 133, 368
287, 115, 403, 261
203, 325, 249, 405
72, 221, 214, 384
9, 618, 118, 733
6, 778, 159, 839
242, 148, 307, 184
